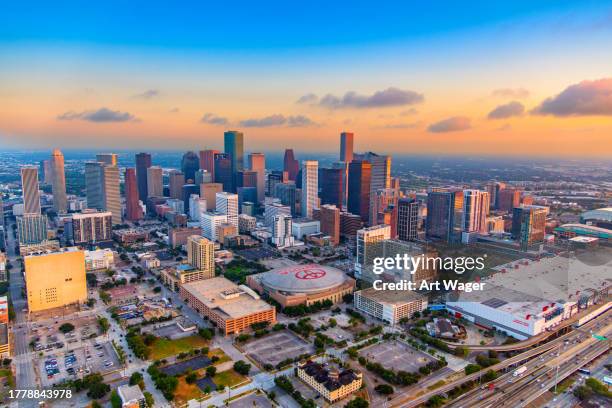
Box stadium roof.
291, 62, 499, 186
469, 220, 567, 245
581, 208, 612, 223
260, 264, 348, 294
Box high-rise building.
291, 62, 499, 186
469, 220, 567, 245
512, 205, 548, 250
96, 153, 117, 166
124, 168, 143, 221
461, 190, 490, 235
319, 204, 340, 245
187, 235, 215, 279
189, 194, 207, 221
300, 160, 318, 218
355, 225, 391, 280
71, 210, 113, 244
181, 184, 199, 212
24, 248, 87, 312
40, 159, 52, 184
248, 153, 265, 203
181, 151, 200, 182
213, 153, 233, 192
320, 167, 344, 209
354, 152, 391, 225
340, 211, 364, 238
102, 165, 122, 224
264, 202, 291, 228
498, 188, 521, 213
397, 197, 419, 242
271, 214, 294, 248
20, 166, 41, 215
426, 190, 458, 243
200, 183, 223, 211
147, 166, 163, 198
237, 187, 257, 208
85, 162, 105, 210
267, 171, 288, 196
50, 149, 67, 214
236, 170, 258, 189
370, 188, 400, 232
195, 169, 213, 185
347, 160, 372, 223
168, 170, 185, 199
201, 211, 228, 242
216, 192, 238, 231
283, 149, 299, 181
224, 130, 244, 188
332, 161, 349, 208
274, 182, 297, 216
17, 214, 47, 245
135, 152, 152, 202
340, 131, 354, 163
199, 149, 220, 181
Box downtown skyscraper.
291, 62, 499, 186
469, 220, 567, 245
300, 160, 318, 218
347, 160, 372, 223
340, 131, 354, 163
50, 149, 67, 214
124, 168, 143, 221
135, 152, 152, 203
397, 197, 419, 242
147, 166, 163, 198
248, 152, 265, 203
20, 166, 41, 214
283, 149, 299, 181
224, 130, 244, 191
199, 149, 219, 181
181, 151, 200, 182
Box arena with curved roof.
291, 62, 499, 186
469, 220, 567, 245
247, 264, 355, 308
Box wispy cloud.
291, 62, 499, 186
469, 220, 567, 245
296, 93, 318, 105
428, 116, 471, 133
239, 114, 316, 128
491, 88, 530, 99
299, 87, 424, 109
200, 113, 228, 125
532, 78, 612, 116
487, 101, 525, 119
57, 107, 139, 123
132, 89, 160, 99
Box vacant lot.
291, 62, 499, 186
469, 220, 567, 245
149, 335, 209, 360
242, 331, 314, 368
360, 340, 437, 373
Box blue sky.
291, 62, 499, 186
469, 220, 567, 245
1, 1, 612, 156
3, 1, 608, 49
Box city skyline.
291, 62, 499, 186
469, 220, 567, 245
1, 2, 612, 156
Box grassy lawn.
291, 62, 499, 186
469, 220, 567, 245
0, 368, 15, 388
209, 348, 231, 364
148, 335, 209, 360
213, 369, 248, 388
174, 376, 204, 406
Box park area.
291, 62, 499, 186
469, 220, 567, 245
148, 335, 209, 360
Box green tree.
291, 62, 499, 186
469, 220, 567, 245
374, 384, 394, 395
206, 366, 217, 377
59, 323, 75, 334
345, 397, 369, 408
110, 390, 121, 408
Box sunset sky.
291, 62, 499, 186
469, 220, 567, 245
1, 1, 612, 157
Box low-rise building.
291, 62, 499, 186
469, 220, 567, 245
297, 360, 362, 403
169, 226, 202, 248
161, 264, 213, 292
291, 218, 320, 240
0, 253, 6, 282
113, 229, 149, 244
84, 249, 114, 271
179, 277, 276, 335
117, 384, 146, 408
354, 288, 428, 325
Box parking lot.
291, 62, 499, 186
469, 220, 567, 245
30, 315, 100, 354
38, 340, 121, 387
229, 392, 274, 408
242, 331, 315, 368
360, 340, 437, 372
